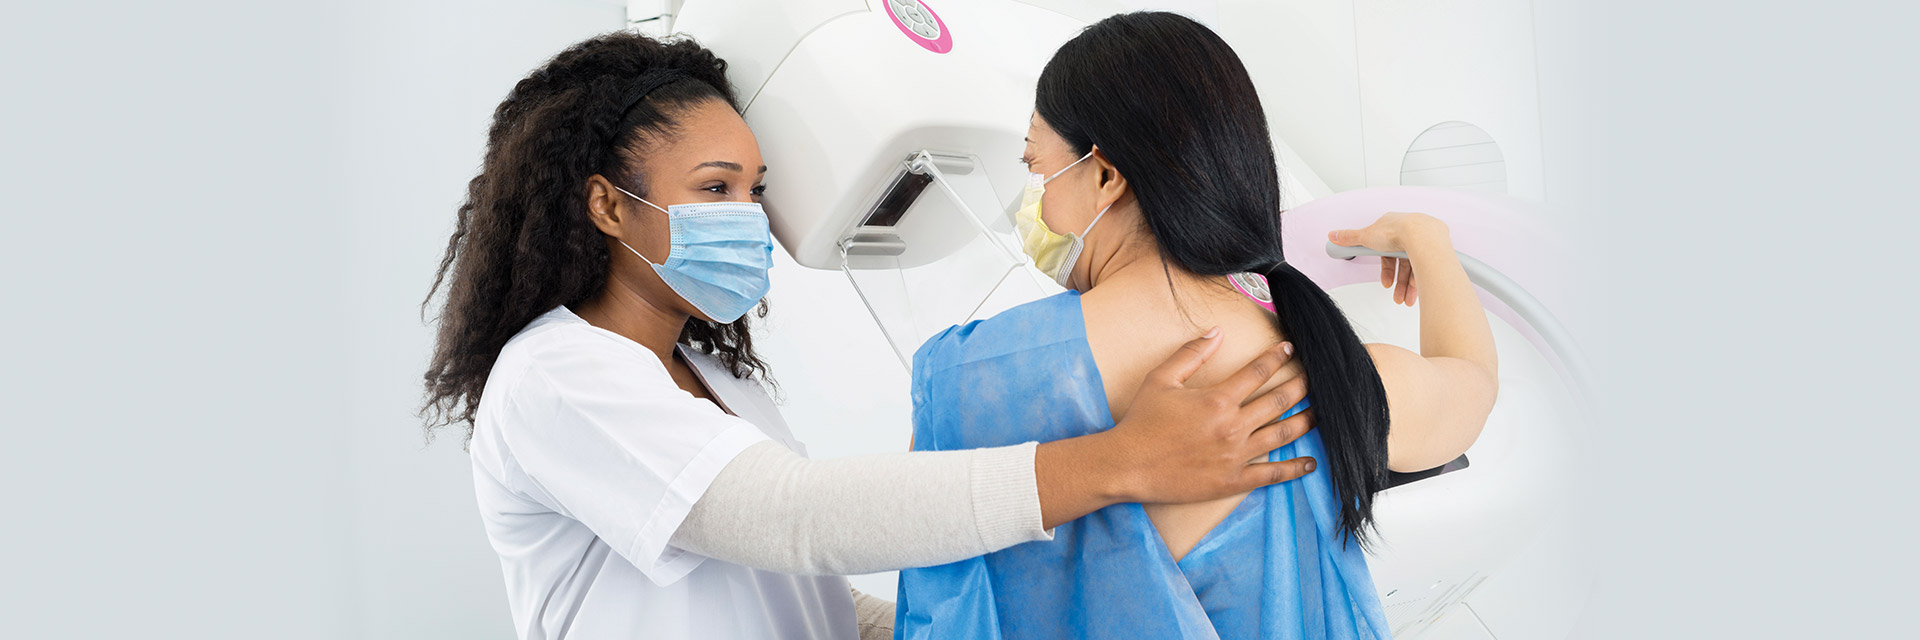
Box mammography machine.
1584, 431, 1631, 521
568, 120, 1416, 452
665, 1, 1591, 637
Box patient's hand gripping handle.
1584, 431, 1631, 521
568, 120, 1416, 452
1325, 242, 1593, 399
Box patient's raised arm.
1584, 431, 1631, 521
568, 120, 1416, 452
1330, 213, 1499, 472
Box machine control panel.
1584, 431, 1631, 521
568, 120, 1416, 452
890, 0, 940, 39
884, 0, 952, 53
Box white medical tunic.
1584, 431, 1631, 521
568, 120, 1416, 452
469, 306, 857, 640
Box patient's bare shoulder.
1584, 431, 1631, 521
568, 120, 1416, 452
1083, 280, 1290, 561
1078, 288, 1177, 421
1080, 282, 1285, 425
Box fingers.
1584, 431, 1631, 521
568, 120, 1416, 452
1394, 258, 1414, 305
1389, 258, 1402, 303
1273, 357, 1305, 392
1238, 370, 1308, 427
1379, 256, 1394, 289
1277, 408, 1314, 440
1406, 272, 1419, 306
1211, 341, 1293, 403
1329, 229, 1360, 247
1150, 327, 1224, 386
1245, 409, 1313, 455
1237, 456, 1317, 491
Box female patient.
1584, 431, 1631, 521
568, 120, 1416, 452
895, 12, 1499, 640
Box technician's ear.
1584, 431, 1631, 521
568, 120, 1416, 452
583, 174, 629, 239
1092, 149, 1129, 210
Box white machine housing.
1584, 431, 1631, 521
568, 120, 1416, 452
680, 0, 1080, 271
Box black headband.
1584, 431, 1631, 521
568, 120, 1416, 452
618, 69, 689, 119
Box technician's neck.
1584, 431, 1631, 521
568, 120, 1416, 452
573, 275, 687, 364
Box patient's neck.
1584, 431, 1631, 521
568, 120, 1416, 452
1083, 225, 1227, 304
1082, 218, 1183, 291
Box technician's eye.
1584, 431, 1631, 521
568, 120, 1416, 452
703, 183, 728, 194
750, 184, 767, 197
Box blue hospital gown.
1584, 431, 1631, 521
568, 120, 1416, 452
895, 291, 1391, 639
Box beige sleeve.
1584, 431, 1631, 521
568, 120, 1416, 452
668, 440, 1052, 576
851, 588, 896, 640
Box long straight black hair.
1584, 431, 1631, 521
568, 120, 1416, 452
1037, 12, 1391, 546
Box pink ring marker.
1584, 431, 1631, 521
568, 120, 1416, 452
1229, 272, 1277, 313
884, 0, 953, 54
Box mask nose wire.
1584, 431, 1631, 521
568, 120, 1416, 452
611, 184, 669, 265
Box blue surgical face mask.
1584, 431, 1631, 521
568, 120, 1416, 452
613, 185, 774, 323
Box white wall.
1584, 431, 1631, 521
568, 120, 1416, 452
1, 1, 358, 637
1216, 0, 1547, 203
334, 2, 628, 638
2, 1, 627, 638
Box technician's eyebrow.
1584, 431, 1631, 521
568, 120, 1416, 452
690, 160, 766, 173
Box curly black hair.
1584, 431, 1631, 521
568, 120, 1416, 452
420, 31, 772, 442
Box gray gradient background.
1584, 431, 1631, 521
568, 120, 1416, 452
1, 0, 1911, 637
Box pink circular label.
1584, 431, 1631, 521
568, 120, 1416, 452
885, 1, 953, 54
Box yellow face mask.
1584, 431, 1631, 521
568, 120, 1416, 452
1011, 150, 1112, 287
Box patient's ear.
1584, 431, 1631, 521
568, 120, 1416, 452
1094, 151, 1129, 209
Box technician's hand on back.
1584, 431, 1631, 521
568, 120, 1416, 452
419, 32, 1314, 640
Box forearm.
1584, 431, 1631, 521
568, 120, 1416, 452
1034, 432, 1133, 528
1404, 220, 1498, 375
670, 440, 1051, 576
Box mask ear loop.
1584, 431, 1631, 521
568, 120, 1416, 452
611, 184, 671, 265
1062, 150, 1119, 285
1076, 149, 1116, 236
1054, 203, 1116, 287
1050, 146, 1109, 236
1079, 203, 1113, 237
1042, 148, 1098, 185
